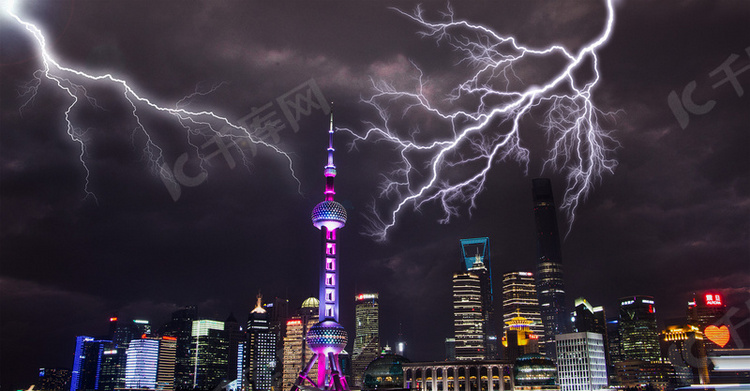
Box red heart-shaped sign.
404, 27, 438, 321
704, 325, 730, 348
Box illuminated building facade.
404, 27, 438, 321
190, 320, 228, 390
618, 296, 660, 363
352, 293, 380, 387
291, 113, 349, 391
532, 178, 569, 360
161, 306, 197, 391
122, 336, 176, 390
453, 271, 486, 360
660, 324, 709, 387
282, 298, 319, 389
555, 332, 608, 391
247, 294, 277, 391
460, 237, 497, 358
125, 338, 160, 389
38, 368, 71, 391
502, 317, 540, 362
502, 271, 544, 351
403, 360, 514, 391
70, 336, 112, 391
687, 292, 727, 350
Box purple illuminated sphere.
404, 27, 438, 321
306, 319, 348, 353
311, 200, 347, 230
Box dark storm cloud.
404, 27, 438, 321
1, 0, 748, 389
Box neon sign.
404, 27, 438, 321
705, 293, 722, 306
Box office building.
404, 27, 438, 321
460, 237, 497, 358
160, 305, 196, 391
532, 178, 569, 360
282, 297, 320, 389
190, 319, 229, 390
502, 271, 544, 351
70, 336, 112, 391
453, 271, 486, 360
352, 293, 380, 387
661, 324, 709, 387
556, 332, 608, 391
619, 296, 661, 362
125, 338, 160, 389
247, 294, 276, 391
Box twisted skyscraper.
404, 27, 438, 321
291, 113, 349, 391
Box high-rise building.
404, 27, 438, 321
352, 293, 380, 387
453, 271, 486, 360
247, 294, 277, 391
283, 297, 320, 389
571, 298, 611, 385
502, 271, 544, 350
70, 336, 112, 391
532, 178, 569, 360
619, 296, 660, 363
556, 332, 608, 391
661, 324, 709, 387
190, 319, 229, 390
291, 112, 349, 391
460, 237, 497, 358
687, 291, 727, 350
161, 306, 196, 391
225, 313, 244, 388
38, 368, 71, 391
123, 336, 177, 391
125, 338, 160, 389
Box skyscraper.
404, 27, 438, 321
123, 336, 177, 391
459, 237, 497, 358
352, 293, 380, 387
618, 296, 660, 362
247, 294, 277, 391
291, 112, 349, 391
161, 306, 196, 391
532, 178, 569, 359
70, 336, 112, 391
555, 332, 608, 391
190, 319, 229, 390
283, 297, 320, 389
453, 271, 486, 360
125, 338, 160, 389
502, 271, 544, 351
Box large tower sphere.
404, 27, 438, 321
306, 319, 348, 354
311, 200, 347, 230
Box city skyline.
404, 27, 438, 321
1, 1, 748, 390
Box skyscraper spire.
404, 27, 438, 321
294, 110, 349, 391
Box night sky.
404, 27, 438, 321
1, 1, 749, 389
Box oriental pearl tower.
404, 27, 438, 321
292, 111, 350, 391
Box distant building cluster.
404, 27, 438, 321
34, 178, 748, 391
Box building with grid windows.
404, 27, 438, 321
555, 332, 608, 391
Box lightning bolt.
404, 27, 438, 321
342, 1, 620, 242
5, 3, 301, 201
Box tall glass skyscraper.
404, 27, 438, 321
453, 272, 486, 360
618, 296, 660, 362
502, 271, 544, 346
190, 320, 228, 390
247, 294, 276, 391
352, 293, 380, 387
532, 178, 569, 360
459, 237, 497, 358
